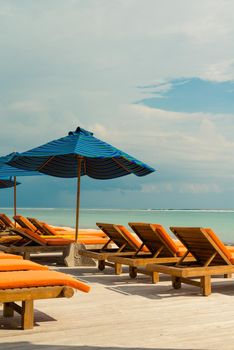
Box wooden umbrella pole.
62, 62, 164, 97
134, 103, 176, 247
13, 176, 17, 227
75, 157, 82, 242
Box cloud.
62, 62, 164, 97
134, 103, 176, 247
138, 78, 234, 114
141, 182, 222, 194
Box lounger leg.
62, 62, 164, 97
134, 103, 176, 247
224, 273, 232, 278
115, 263, 122, 275
201, 276, 211, 296
23, 252, 30, 260
98, 260, 105, 271
172, 277, 182, 289
129, 266, 137, 279
151, 272, 159, 284
3, 303, 14, 317
22, 300, 34, 330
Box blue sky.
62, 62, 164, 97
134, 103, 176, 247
1, 0, 234, 209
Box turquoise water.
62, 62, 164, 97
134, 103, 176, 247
2, 208, 234, 243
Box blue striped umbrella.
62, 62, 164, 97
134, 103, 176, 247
0, 153, 42, 216
0, 178, 20, 225
8, 127, 155, 240
0, 178, 20, 189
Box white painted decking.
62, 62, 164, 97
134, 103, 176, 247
1, 266, 234, 350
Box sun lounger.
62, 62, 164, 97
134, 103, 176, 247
108, 223, 194, 283
0, 224, 107, 264
78, 223, 150, 274
147, 227, 234, 296
0, 225, 74, 261
14, 215, 108, 245
0, 213, 15, 229
0, 270, 90, 329
27, 217, 107, 238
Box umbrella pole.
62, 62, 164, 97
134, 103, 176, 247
13, 176, 17, 227
75, 157, 82, 242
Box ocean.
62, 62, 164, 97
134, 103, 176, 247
1, 207, 234, 243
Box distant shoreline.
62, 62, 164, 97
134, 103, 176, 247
1, 207, 234, 212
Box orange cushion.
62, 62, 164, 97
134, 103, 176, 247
0, 270, 90, 292
205, 228, 232, 262
78, 238, 109, 245
176, 247, 192, 257
46, 238, 74, 246
45, 237, 108, 246
43, 225, 107, 238
152, 224, 179, 254
43, 223, 58, 235
0, 259, 48, 271
22, 228, 47, 244
0, 236, 23, 244
226, 245, 234, 252
117, 225, 149, 252
14, 215, 38, 232
0, 253, 23, 260
230, 253, 234, 264
53, 229, 106, 238
173, 239, 185, 247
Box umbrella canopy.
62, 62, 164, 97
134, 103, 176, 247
0, 152, 42, 217
8, 128, 155, 178
0, 152, 42, 177
0, 178, 20, 189
8, 127, 156, 240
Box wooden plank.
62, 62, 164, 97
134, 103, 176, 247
147, 263, 234, 277
201, 276, 211, 296
78, 250, 137, 260
108, 255, 194, 267
0, 286, 74, 302
3, 302, 14, 317
22, 300, 34, 329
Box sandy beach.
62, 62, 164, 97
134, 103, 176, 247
1, 265, 234, 350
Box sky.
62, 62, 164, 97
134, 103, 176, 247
1, 0, 234, 209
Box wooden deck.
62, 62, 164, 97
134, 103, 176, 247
1, 266, 234, 349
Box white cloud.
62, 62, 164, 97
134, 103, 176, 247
179, 183, 222, 194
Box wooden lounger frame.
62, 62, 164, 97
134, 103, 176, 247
0, 243, 69, 261
1, 285, 74, 329
0, 213, 14, 229
147, 227, 234, 296
0, 226, 73, 265
27, 217, 55, 235
108, 223, 194, 283
78, 223, 148, 274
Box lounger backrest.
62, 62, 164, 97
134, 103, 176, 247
96, 223, 137, 251
0, 219, 6, 230
170, 227, 231, 266
28, 217, 45, 231
129, 222, 178, 257
11, 227, 47, 246
0, 213, 14, 228
116, 225, 149, 252
28, 218, 57, 236
13, 216, 38, 232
